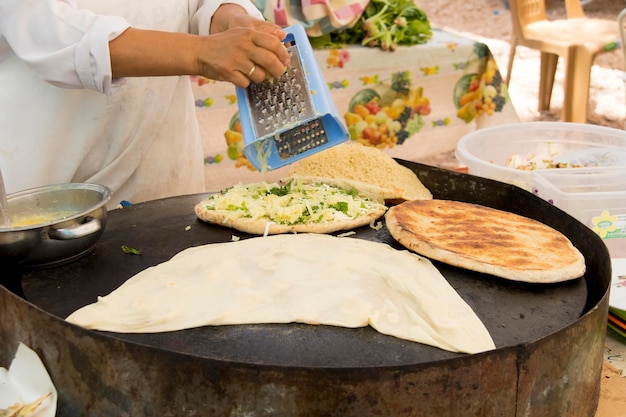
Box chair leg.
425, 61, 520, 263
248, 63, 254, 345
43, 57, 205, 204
538, 52, 559, 111
505, 38, 517, 86
561, 46, 593, 123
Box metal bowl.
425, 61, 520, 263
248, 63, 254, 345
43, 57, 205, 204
0, 183, 112, 268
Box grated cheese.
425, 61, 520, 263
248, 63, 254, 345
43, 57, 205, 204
336, 231, 356, 237
254, 140, 273, 173
263, 221, 274, 237
198, 180, 386, 227
369, 220, 383, 230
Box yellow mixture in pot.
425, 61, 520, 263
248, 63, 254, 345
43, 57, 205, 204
9, 211, 75, 228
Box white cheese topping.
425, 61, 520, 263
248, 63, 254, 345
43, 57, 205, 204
199, 179, 385, 226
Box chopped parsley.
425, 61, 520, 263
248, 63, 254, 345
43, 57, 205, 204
329, 201, 349, 214
121, 245, 142, 255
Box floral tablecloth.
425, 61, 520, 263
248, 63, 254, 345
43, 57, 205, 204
192, 29, 519, 190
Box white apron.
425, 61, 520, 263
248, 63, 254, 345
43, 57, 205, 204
0, 0, 206, 209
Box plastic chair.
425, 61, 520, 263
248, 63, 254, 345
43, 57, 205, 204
505, 0, 619, 123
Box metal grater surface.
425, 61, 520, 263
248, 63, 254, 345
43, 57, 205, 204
274, 117, 328, 160
244, 41, 316, 145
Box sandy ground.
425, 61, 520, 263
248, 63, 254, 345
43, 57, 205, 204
416, 0, 626, 129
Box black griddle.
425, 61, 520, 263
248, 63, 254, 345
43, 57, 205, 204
18, 161, 588, 367
1, 160, 612, 417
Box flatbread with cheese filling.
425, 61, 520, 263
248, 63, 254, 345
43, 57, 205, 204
385, 199, 585, 283
195, 177, 387, 235
65, 234, 496, 354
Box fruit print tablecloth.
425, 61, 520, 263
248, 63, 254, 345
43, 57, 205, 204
192, 28, 519, 191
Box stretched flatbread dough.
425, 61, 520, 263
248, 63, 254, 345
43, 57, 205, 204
66, 234, 495, 354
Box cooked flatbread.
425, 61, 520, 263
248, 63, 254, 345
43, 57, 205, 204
65, 234, 495, 354
195, 177, 387, 235
385, 199, 585, 283
288, 142, 432, 203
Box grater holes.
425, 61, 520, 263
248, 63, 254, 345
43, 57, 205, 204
245, 38, 316, 138
275, 118, 328, 159
252, 72, 310, 133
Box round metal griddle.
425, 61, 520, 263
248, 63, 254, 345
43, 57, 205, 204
18, 197, 587, 366
0, 161, 611, 417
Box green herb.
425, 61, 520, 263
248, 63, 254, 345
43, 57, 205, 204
329, 201, 349, 214
269, 180, 292, 196
121, 245, 142, 255
308, 0, 432, 51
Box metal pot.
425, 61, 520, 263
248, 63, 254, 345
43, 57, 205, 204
0, 183, 111, 268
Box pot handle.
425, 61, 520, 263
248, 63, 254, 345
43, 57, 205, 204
48, 217, 102, 240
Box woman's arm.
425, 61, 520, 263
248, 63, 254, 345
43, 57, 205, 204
109, 4, 290, 87
108, 26, 289, 87
2, 0, 289, 93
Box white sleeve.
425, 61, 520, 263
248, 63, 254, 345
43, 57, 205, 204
189, 0, 264, 36
0, 0, 130, 95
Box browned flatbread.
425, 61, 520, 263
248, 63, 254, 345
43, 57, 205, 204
385, 199, 586, 283
195, 177, 387, 235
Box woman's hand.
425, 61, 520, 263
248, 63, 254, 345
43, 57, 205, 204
205, 4, 291, 87
210, 4, 285, 37
195, 26, 291, 87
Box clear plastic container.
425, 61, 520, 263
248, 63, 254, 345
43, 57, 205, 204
531, 167, 626, 259
455, 122, 626, 191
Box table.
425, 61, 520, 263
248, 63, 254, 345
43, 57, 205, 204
191, 29, 519, 190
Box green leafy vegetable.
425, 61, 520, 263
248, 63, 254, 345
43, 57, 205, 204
121, 245, 142, 255
329, 201, 349, 214
269, 180, 293, 196
308, 0, 432, 51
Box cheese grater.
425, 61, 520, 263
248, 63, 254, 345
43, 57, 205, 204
236, 24, 349, 172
